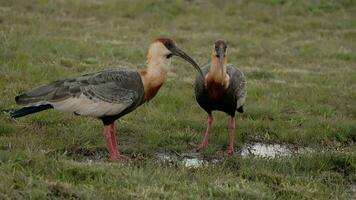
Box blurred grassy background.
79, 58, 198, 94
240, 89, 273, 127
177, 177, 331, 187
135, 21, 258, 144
0, 0, 355, 199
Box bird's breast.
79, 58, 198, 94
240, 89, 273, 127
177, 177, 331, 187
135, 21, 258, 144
206, 82, 227, 100
144, 83, 163, 102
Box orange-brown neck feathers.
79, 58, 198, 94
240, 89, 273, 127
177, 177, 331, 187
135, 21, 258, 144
139, 67, 167, 102
206, 39, 229, 94
138, 38, 178, 102
207, 52, 228, 87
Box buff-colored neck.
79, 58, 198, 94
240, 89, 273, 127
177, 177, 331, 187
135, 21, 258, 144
206, 51, 229, 88
139, 43, 171, 101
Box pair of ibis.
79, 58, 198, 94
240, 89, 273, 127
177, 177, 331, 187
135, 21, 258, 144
11, 38, 247, 160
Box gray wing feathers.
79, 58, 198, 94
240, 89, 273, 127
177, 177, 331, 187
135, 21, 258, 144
194, 64, 210, 96
15, 80, 72, 105
227, 64, 247, 109
81, 72, 139, 104
83, 84, 136, 104
16, 70, 143, 117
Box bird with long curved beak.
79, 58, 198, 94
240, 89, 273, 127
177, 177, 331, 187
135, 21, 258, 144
194, 39, 247, 155
216, 44, 227, 87
10, 38, 204, 161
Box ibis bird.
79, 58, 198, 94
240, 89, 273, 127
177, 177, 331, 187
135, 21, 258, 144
193, 40, 247, 155
11, 38, 204, 161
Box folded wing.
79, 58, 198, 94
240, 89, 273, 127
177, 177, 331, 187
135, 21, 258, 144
15, 70, 144, 117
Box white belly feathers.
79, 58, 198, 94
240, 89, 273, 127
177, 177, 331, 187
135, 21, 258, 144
51, 94, 130, 117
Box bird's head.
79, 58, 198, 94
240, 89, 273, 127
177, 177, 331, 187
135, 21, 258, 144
212, 39, 227, 84
148, 38, 204, 79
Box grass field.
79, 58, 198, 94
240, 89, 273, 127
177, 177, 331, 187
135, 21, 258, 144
1, 0, 356, 199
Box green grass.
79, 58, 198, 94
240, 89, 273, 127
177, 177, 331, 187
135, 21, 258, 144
1, 0, 356, 199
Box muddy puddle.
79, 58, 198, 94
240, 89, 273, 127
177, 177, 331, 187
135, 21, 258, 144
67, 143, 313, 167
240, 142, 313, 158
156, 143, 313, 168
156, 152, 209, 168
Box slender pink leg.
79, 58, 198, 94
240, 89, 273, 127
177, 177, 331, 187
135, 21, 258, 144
109, 123, 118, 152
225, 116, 235, 156
193, 114, 213, 149
103, 123, 128, 161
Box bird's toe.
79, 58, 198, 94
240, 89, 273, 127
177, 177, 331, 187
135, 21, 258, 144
191, 143, 208, 150
224, 147, 234, 156
109, 153, 129, 161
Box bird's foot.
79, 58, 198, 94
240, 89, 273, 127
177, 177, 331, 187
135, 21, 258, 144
224, 146, 234, 156
191, 142, 208, 150
109, 152, 129, 161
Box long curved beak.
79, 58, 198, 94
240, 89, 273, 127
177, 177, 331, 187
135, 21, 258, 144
217, 48, 225, 86
169, 46, 204, 79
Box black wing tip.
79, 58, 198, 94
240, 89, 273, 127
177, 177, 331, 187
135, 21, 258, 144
10, 104, 53, 118
10, 108, 23, 118
10, 110, 19, 118
237, 106, 244, 113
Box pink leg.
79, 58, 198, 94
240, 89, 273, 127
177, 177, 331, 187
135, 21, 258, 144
225, 116, 235, 156
103, 123, 128, 161
193, 114, 213, 149
109, 123, 118, 152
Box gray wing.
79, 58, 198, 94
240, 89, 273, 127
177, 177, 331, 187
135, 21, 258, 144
16, 70, 144, 117
227, 64, 247, 109
194, 63, 210, 97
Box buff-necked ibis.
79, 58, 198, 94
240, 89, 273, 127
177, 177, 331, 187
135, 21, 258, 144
11, 38, 204, 161
193, 40, 247, 155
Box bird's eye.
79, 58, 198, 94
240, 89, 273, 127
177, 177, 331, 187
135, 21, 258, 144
166, 54, 173, 59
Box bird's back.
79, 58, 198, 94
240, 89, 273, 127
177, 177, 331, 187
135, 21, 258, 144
195, 64, 247, 116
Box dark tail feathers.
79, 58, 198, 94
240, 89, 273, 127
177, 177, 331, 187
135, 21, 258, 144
10, 104, 53, 118
237, 106, 244, 113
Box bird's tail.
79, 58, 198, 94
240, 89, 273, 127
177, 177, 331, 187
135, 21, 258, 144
10, 104, 53, 118
10, 80, 67, 118
237, 106, 244, 113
